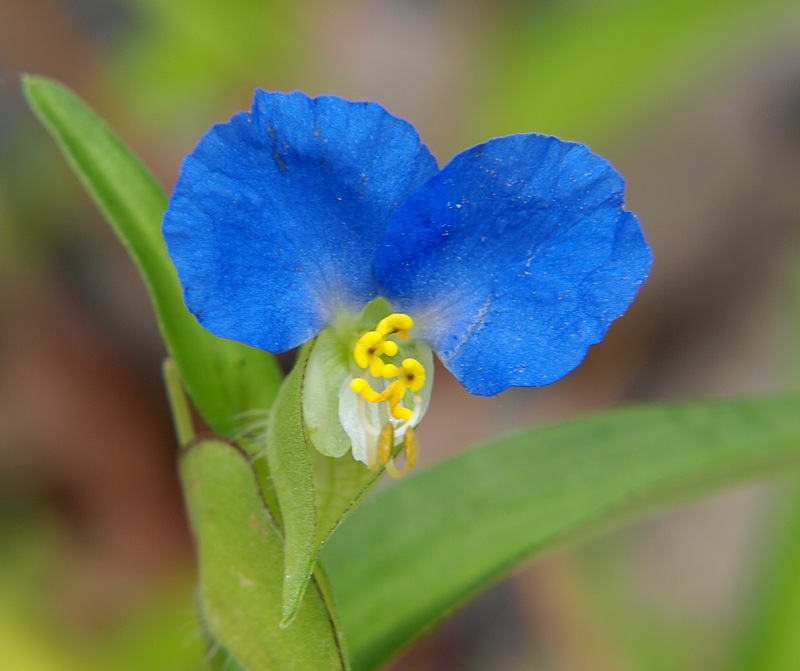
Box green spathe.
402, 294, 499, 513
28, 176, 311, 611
181, 439, 348, 670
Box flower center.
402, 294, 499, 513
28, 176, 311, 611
350, 313, 426, 476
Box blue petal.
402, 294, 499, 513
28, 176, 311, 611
375, 134, 652, 396
163, 90, 438, 352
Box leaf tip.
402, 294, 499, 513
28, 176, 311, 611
279, 602, 298, 629
19, 72, 36, 101
280, 570, 313, 628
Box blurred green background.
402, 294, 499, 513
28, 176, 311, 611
2, 0, 800, 669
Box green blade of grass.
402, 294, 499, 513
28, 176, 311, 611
22, 75, 281, 438
322, 394, 800, 671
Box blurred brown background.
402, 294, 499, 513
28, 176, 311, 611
1, 1, 800, 669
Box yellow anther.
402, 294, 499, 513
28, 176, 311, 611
368, 358, 385, 378
381, 359, 426, 393
353, 331, 383, 369
350, 312, 425, 434
351, 377, 402, 404
404, 425, 419, 469
400, 358, 426, 392
391, 404, 413, 422
376, 314, 414, 340
381, 363, 402, 379
353, 330, 399, 374
377, 422, 394, 465
350, 377, 381, 402
351, 377, 413, 422
384, 425, 421, 478
382, 382, 409, 420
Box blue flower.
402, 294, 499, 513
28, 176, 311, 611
163, 89, 651, 469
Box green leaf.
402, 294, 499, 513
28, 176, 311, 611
730, 244, 800, 670
180, 439, 349, 671
321, 394, 800, 671
733, 482, 800, 671
21, 75, 282, 437
476, 0, 797, 148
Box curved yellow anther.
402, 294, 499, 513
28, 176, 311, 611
376, 314, 414, 340
382, 359, 426, 392
390, 404, 413, 422
351, 377, 413, 422
350, 312, 425, 437
354, 330, 399, 376
353, 331, 383, 369
384, 425, 420, 478
400, 358, 426, 392
350, 377, 382, 402
381, 363, 402, 379
351, 378, 403, 405
368, 358, 385, 378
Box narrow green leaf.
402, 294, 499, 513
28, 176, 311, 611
322, 394, 800, 671
730, 241, 800, 670
180, 439, 349, 671
21, 75, 282, 437
734, 483, 800, 671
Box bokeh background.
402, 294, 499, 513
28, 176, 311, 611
2, 1, 800, 669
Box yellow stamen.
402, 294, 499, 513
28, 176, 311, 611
380, 363, 401, 378
353, 331, 381, 369
351, 378, 412, 422
384, 426, 420, 478
350, 311, 427, 472
377, 422, 394, 465
376, 314, 414, 340
400, 358, 426, 393
391, 404, 413, 422
353, 330, 398, 375
381, 359, 425, 392
404, 425, 419, 469
350, 378, 398, 403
